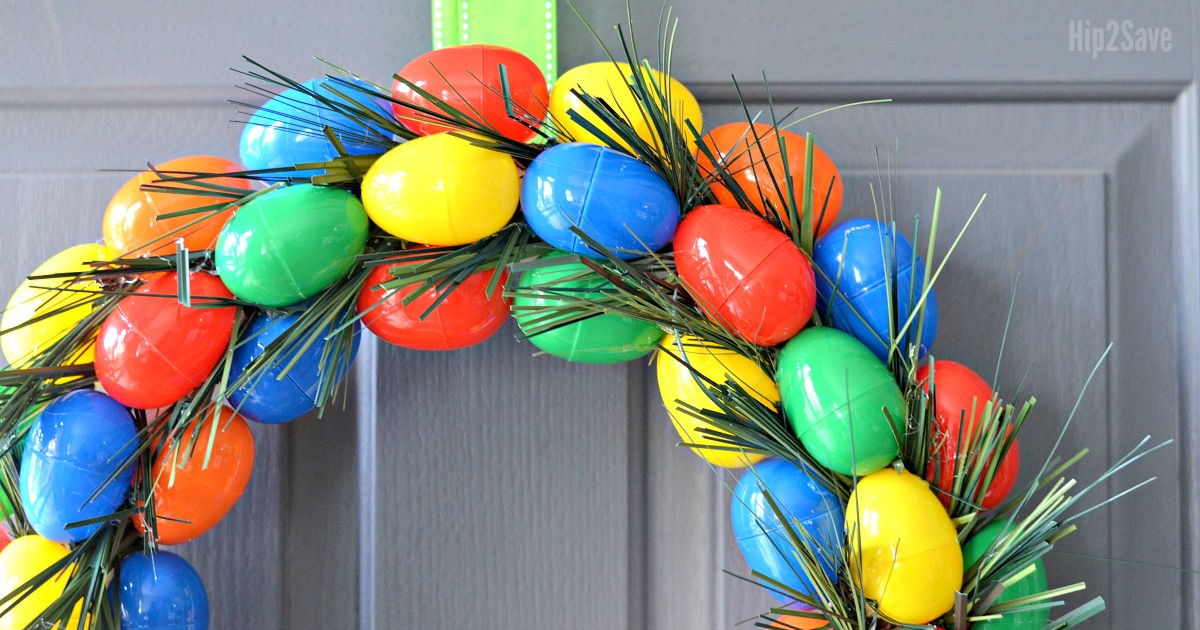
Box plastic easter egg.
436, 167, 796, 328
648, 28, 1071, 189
103, 156, 251, 257
361, 134, 519, 245
846, 467, 963, 625
392, 44, 549, 142
356, 262, 509, 351
522, 143, 680, 259
961, 520, 1049, 630
20, 390, 137, 543
227, 313, 361, 424
0, 535, 81, 629
812, 218, 938, 363
674, 205, 815, 346
241, 77, 394, 174
117, 551, 209, 630
95, 272, 236, 410
134, 406, 255, 545
511, 256, 663, 363
698, 123, 842, 237
767, 611, 828, 629
916, 361, 1019, 510
777, 327, 903, 476
2, 243, 112, 369
550, 62, 702, 152
655, 335, 776, 468
215, 184, 369, 308
731, 458, 845, 602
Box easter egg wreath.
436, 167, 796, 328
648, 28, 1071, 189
0, 11, 1164, 630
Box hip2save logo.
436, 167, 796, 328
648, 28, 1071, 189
1069, 20, 1173, 58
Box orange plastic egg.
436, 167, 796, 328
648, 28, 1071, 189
134, 405, 255, 545
698, 123, 842, 237
768, 612, 828, 629
103, 156, 251, 257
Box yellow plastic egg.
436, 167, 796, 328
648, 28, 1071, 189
360, 134, 520, 245
1, 244, 112, 369
655, 335, 776, 468
845, 467, 962, 625
0, 535, 82, 629
550, 62, 702, 153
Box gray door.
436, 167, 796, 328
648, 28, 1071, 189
1, 1, 1197, 628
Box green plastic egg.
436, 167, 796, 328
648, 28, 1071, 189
962, 520, 1050, 630
777, 327, 903, 475
0, 465, 13, 517
0, 387, 26, 518
215, 184, 369, 307
0, 403, 37, 518
512, 256, 663, 363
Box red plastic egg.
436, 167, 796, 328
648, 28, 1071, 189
674, 205, 816, 346
698, 123, 842, 237
356, 261, 509, 351
391, 44, 549, 142
96, 272, 237, 409
134, 405, 255, 545
103, 156, 251, 257
916, 360, 1020, 510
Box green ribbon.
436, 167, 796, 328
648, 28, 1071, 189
432, 0, 558, 82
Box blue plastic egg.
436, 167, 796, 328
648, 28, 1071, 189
731, 458, 845, 602
118, 551, 209, 630
226, 313, 361, 424
240, 77, 393, 174
20, 390, 137, 543
521, 143, 680, 260
811, 218, 938, 362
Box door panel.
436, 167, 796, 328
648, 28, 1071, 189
370, 330, 643, 629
